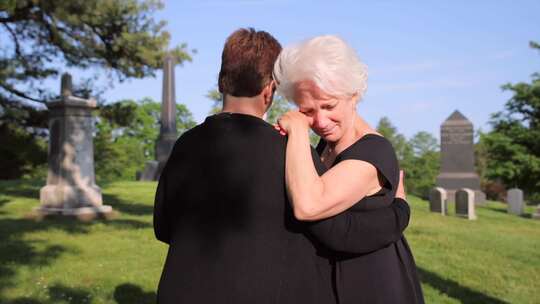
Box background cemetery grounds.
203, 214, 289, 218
0, 179, 539, 304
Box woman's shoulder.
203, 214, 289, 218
338, 133, 400, 190
341, 133, 397, 161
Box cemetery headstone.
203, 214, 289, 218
37, 73, 113, 221
436, 110, 485, 204
455, 188, 477, 220
507, 188, 524, 216
429, 187, 447, 215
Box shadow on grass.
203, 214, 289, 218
0, 198, 10, 214
0, 179, 42, 200
114, 283, 156, 304
485, 206, 507, 214
0, 216, 151, 299
0, 283, 93, 304
484, 206, 534, 219
103, 193, 154, 216
418, 267, 509, 304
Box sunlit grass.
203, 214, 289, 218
0, 180, 538, 303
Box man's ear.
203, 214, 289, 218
263, 80, 276, 107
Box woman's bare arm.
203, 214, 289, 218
279, 111, 381, 221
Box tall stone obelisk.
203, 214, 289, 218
436, 110, 486, 204
156, 54, 177, 166
37, 73, 113, 220
139, 55, 177, 181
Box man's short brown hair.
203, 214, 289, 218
218, 28, 282, 97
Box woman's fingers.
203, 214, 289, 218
277, 110, 309, 134
396, 170, 406, 200
273, 123, 287, 136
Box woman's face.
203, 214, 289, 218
293, 81, 356, 143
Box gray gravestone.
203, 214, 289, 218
455, 188, 477, 220
429, 187, 447, 215
37, 73, 113, 221
436, 110, 485, 204
507, 188, 524, 215
533, 205, 540, 220
139, 161, 159, 181
139, 55, 178, 181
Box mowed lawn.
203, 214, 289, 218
0, 180, 538, 304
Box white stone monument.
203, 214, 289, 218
507, 188, 524, 216
36, 73, 113, 221
429, 187, 448, 215
533, 205, 540, 220
455, 188, 477, 220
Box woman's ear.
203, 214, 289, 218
350, 92, 359, 110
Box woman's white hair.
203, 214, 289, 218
273, 35, 368, 102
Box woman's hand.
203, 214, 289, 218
396, 170, 406, 200
275, 110, 310, 136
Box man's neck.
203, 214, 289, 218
221, 95, 265, 118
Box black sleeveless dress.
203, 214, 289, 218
309, 134, 425, 304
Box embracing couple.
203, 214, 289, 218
154, 28, 424, 304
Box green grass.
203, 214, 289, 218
0, 180, 539, 303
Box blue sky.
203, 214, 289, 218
100, 0, 539, 139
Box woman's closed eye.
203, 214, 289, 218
300, 109, 314, 116
323, 104, 336, 110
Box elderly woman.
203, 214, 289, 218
274, 36, 424, 303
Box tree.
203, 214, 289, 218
94, 97, 196, 182
0, 0, 193, 129
480, 41, 540, 201
406, 132, 440, 199
205, 88, 222, 115
376, 117, 440, 199
0, 0, 193, 179
376, 117, 414, 165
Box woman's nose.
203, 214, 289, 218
313, 113, 329, 130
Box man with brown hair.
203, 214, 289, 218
154, 28, 409, 303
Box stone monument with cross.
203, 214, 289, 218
139, 54, 178, 181
436, 110, 486, 204
36, 73, 113, 220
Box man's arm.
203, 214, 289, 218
306, 147, 410, 254
306, 198, 410, 254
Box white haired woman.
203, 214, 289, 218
274, 36, 424, 303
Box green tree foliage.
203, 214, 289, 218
0, 0, 193, 179
0, 122, 47, 179
407, 131, 440, 199
376, 117, 439, 198
94, 98, 196, 182
205, 88, 222, 115
0, 0, 192, 107
376, 117, 414, 165
480, 41, 540, 201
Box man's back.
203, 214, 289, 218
154, 113, 334, 304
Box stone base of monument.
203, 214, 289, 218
30, 205, 116, 222
533, 205, 540, 220
138, 160, 160, 181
